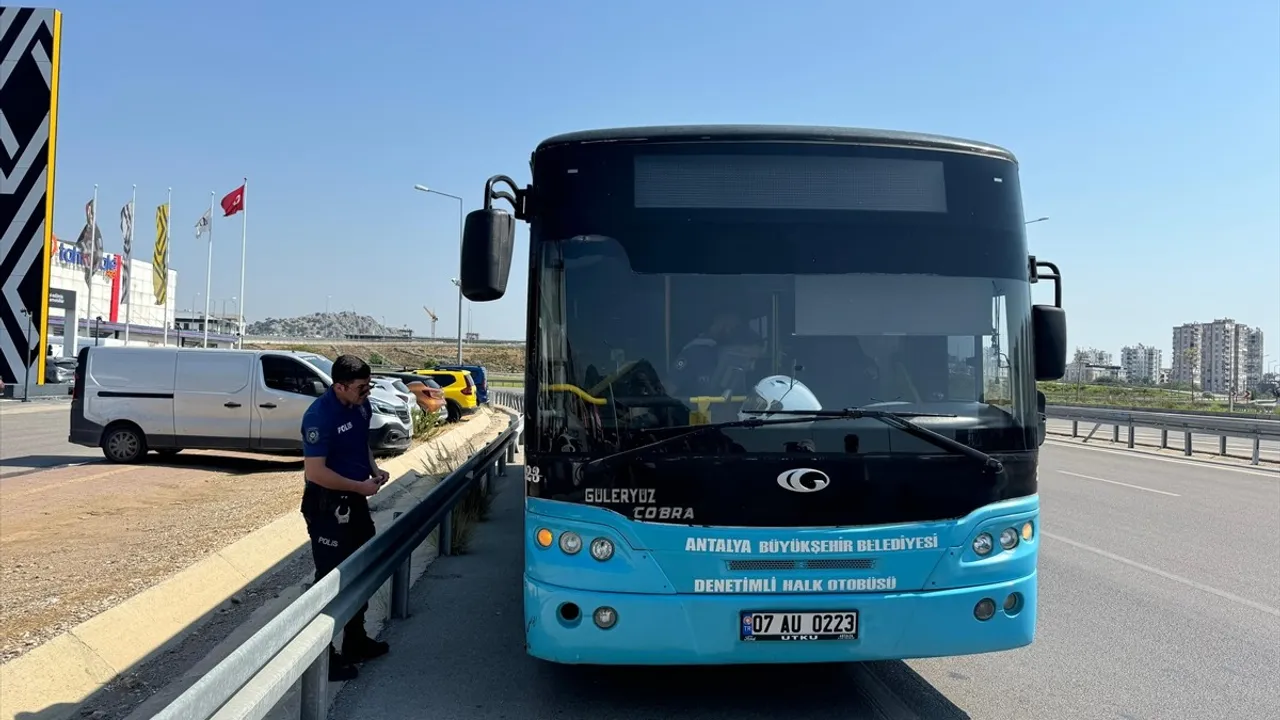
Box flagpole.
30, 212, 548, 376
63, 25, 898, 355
163, 189, 172, 346
86, 184, 97, 350
237, 178, 247, 349
124, 184, 136, 344
203, 191, 214, 347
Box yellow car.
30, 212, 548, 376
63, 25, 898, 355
413, 369, 478, 422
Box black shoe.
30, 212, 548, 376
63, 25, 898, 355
328, 651, 359, 682
344, 635, 389, 663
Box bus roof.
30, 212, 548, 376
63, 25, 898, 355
535, 125, 1017, 163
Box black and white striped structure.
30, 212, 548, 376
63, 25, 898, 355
0, 7, 62, 386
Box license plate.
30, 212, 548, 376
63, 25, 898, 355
740, 610, 859, 641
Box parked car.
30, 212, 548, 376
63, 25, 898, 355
69, 346, 411, 463
412, 368, 478, 422
435, 364, 490, 404
372, 371, 448, 420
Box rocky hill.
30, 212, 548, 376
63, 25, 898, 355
243, 311, 400, 339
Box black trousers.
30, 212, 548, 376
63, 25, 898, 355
301, 481, 376, 649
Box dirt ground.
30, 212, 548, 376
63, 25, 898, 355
0, 438, 440, 664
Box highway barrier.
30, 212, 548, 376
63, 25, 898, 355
1045, 405, 1280, 465
149, 405, 523, 720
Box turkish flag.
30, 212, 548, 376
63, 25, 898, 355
221, 184, 246, 217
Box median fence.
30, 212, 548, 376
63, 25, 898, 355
150, 403, 524, 720
1045, 405, 1280, 465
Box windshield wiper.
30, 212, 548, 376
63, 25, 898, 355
742, 408, 1003, 475
575, 414, 861, 480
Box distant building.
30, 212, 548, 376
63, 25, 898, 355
1120, 344, 1162, 384
1170, 319, 1264, 394
1066, 348, 1118, 383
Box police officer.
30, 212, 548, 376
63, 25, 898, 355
300, 354, 391, 681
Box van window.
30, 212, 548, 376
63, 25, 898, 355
90, 349, 177, 390
262, 356, 325, 396
428, 373, 456, 388
176, 352, 253, 393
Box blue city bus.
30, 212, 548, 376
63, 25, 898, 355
458, 125, 1068, 665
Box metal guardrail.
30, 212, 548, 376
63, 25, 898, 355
151, 406, 524, 720
1045, 405, 1280, 465
490, 388, 524, 414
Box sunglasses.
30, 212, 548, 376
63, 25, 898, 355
341, 381, 372, 395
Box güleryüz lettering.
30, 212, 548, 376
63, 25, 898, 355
683, 535, 939, 554
693, 576, 898, 593
585, 488, 657, 505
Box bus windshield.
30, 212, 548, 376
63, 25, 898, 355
530, 145, 1037, 459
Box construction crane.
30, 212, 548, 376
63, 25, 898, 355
422, 306, 438, 338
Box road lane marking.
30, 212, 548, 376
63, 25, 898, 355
1044, 438, 1280, 479
1056, 470, 1181, 497
1043, 532, 1280, 619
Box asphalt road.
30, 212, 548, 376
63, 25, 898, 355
329, 442, 1279, 720
0, 401, 100, 476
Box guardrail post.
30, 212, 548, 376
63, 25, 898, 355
1160, 429, 1168, 449
1071, 421, 1078, 437
440, 506, 454, 557
1218, 435, 1227, 456
391, 511, 410, 620
506, 442, 516, 463
1184, 431, 1193, 455
300, 650, 328, 720
1253, 437, 1261, 465
1127, 424, 1135, 448
498, 444, 507, 475
1112, 424, 1120, 443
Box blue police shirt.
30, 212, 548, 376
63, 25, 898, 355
301, 388, 373, 484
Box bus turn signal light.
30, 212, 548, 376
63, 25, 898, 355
535, 528, 554, 548
1021, 521, 1034, 541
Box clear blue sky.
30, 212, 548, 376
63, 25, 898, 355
46, 0, 1280, 365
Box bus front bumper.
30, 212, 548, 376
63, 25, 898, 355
524, 571, 1036, 665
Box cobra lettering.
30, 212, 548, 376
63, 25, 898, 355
634, 506, 694, 520
585, 488, 657, 504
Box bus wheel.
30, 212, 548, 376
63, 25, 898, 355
102, 423, 147, 463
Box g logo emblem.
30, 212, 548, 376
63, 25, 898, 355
776, 468, 830, 493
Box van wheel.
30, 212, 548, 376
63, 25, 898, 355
446, 401, 461, 423
102, 424, 147, 463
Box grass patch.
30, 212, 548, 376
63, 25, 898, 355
412, 435, 499, 555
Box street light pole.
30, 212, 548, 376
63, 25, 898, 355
413, 184, 465, 363
20, 308, 32, 402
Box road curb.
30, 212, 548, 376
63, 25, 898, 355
0, 409, 502, 720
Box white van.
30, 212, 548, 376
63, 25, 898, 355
69, 346, 413, 463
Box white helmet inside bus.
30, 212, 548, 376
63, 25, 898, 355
738, 375, 822, 420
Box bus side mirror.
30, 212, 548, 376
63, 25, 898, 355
1032, 305, 1067, 381
460, 209, 515, 302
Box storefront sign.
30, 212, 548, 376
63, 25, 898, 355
56, 242, 118, 278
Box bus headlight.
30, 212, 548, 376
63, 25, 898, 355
559, 531, 582, 554
589, 537, 615, 561
999, 528, 1019, 550
972, 532, 994, 556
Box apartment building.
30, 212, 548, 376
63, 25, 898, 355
1170, 319, 1265, 394
1065, 348, 1118, 383
1120, 344, 1163, 384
